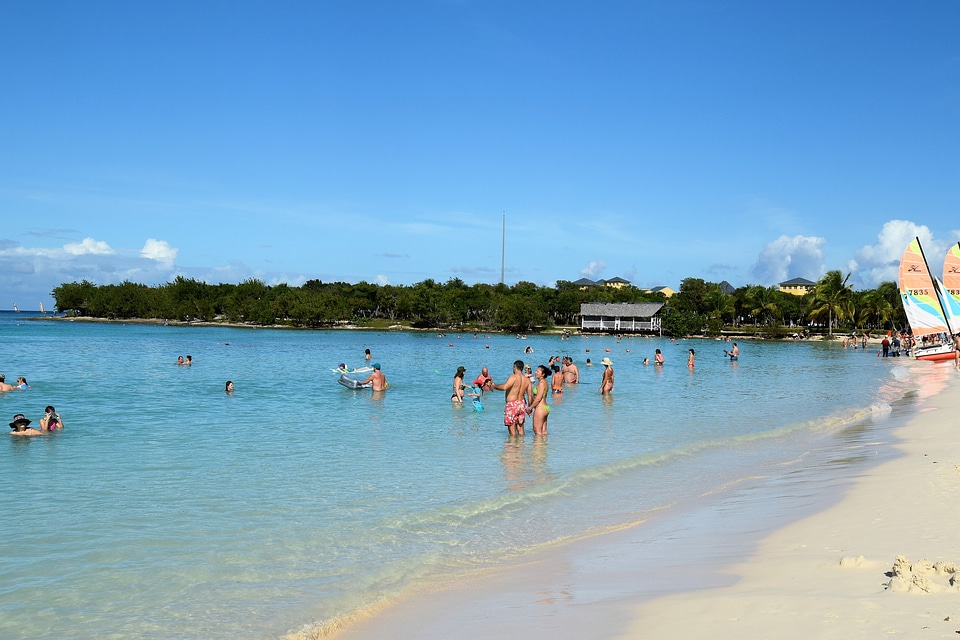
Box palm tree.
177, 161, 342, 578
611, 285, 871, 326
857, 289, 894, 331
743, 285, 780, 325
704, 285, 735, 323
808, 270, 853, 336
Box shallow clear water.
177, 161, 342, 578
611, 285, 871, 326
0, 313, 928, 639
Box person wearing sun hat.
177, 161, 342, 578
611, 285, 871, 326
9, 413, 42, 436
599, 357, 615, 395
451, 366, 467, 402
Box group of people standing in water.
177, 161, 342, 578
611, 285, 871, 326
451, 340, 742, 437
451, 355, 585, 437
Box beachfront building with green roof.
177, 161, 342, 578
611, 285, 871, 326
778, 277, 815, 296
580, 302, 664, 334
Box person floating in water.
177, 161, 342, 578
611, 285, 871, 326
225, 381, 234, 395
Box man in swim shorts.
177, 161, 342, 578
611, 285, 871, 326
493, 360, 532, 436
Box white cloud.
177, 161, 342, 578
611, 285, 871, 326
579, 260, 606, 279
64, 237, 114, 256
0, 236, 178, 305
750, 235, 826, 285
375, 274, 390, 286
141, 239, 178, 266
852, 220, 951, 287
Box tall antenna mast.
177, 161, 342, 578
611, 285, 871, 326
500, 212, 505, 285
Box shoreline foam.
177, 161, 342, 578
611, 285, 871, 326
627, 364, 960, 638
309, 363, 951, 640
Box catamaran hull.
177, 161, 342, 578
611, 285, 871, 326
914, 344, 956, 361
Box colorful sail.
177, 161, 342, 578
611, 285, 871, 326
898, 238, 950, 337
943, 243, 960, 326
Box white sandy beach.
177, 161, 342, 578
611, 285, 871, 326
325, 363, 960, 640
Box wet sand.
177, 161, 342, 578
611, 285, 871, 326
319, 365, 959, 640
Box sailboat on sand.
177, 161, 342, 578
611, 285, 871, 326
941, 242, 960, 327
897, 237, 956, 361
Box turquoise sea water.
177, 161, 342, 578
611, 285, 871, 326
0, 313, 935, 639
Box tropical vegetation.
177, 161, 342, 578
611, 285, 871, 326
50, 272, 910, 337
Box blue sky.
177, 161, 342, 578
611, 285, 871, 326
2, 1, 959, 309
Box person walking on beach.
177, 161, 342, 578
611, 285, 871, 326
493, 360, 532, 436
529, 365, 552, 435
599, 357, 614, 394
360, 363, 388, 391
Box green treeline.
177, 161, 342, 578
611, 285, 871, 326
51, 270, 907, 336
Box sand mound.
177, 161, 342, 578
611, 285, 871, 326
885, 555, 960, 593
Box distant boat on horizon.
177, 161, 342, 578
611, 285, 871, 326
39, 302, 45, 315
12, 302, 18, 312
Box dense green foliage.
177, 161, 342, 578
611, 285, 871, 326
51, 273, 909, 336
